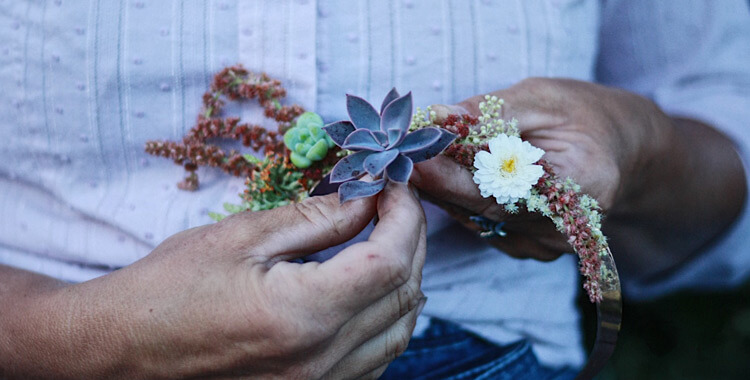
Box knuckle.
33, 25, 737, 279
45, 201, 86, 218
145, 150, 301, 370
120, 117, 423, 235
519, 76, 549, 90
292, 198, 345, 238
216, 209, 272, 248
293, 198, 329, 225
396, 282, 419, 317
379, 252, 412, 289
518, 77, 565, 101
478, 202, 506, 221
360, 245, 412, 289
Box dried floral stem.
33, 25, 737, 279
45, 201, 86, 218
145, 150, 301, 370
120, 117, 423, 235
534, 160, 607, 303
145, 65, 306, 190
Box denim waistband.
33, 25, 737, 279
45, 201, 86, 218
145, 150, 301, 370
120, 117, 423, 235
380, 318, 579, 380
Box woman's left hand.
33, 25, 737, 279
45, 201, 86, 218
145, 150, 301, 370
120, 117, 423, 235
410, 78, 746, 275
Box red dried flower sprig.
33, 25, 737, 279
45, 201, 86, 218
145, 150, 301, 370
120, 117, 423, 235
202, 65, 303, 122
145, 65, 310, 190
440, 114, 486, 167
534, 160, 606, 303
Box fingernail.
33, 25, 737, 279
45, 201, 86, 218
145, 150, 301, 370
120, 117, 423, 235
416, 297, 427, 315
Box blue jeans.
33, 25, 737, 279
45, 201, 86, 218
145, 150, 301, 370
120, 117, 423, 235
380, 318, 579, 380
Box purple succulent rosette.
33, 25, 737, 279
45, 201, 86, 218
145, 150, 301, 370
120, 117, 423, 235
323, 89, 457, 203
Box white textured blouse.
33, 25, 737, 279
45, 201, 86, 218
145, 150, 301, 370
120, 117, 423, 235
2, 0, 749, 368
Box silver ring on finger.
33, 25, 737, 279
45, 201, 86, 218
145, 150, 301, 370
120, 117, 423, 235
469, 215, 507, 238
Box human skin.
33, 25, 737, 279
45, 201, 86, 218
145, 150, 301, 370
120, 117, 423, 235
0, 183, 427, 379
412, 78, 746, 279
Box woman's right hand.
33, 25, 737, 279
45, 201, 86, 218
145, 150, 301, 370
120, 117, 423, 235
1, 183, 426, 379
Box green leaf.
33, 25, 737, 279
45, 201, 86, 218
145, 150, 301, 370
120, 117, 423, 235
310, 125, 325, 139
283, 128, 299, 150
208, 212, 226, 222
294, 142, 311, 155
290, 152, 312, 168
305, 139, 329, 161
223, 203, 246, 214
243, 154, 260, 164
295, 112, 324, 129
297, 128, 310, 140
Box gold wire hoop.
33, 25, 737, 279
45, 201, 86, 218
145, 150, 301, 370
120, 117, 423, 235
575, 246, 622, 380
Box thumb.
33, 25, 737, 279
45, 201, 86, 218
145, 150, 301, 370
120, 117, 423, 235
246, 193, 378, 261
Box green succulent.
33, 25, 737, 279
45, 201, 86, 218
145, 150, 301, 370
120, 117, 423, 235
283, 112, 335, 168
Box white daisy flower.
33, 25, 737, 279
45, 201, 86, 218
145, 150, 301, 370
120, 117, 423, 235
472, 134, 545, 205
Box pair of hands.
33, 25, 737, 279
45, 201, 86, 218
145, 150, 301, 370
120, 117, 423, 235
3, 78, 743, 379
1, 183, 426, 379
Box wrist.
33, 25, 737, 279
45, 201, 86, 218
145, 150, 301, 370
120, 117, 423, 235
610, 95, 674, 209
606, 111, 747, 276
1, 275, 136, 379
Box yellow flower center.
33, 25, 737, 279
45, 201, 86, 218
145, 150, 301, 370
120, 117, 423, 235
501, 156, 517, 174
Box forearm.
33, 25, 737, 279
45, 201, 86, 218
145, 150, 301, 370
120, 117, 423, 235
607, 116, 747, 279
0, 265, 134, 379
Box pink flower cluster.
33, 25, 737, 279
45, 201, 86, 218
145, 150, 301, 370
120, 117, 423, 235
536, 161, 604, 303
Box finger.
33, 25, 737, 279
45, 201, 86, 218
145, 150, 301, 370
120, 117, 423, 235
483, 234, 565, 261
412, 156, 507, 220
322, 297, 424, 380
417, 189, 571, 261
221, 192, 377, 261
266, 195, 424, 379
356, 363, 390, 380
323, 216, 425, 358
446, 80, 567, 133
314, 181, 426, 316
465, 218, 570, 261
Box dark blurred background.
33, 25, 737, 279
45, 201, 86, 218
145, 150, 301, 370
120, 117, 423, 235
580, 280, 750, 379
583, 3, 750, 377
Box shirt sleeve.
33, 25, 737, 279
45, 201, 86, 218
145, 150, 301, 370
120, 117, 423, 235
595, 0, 750, 299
